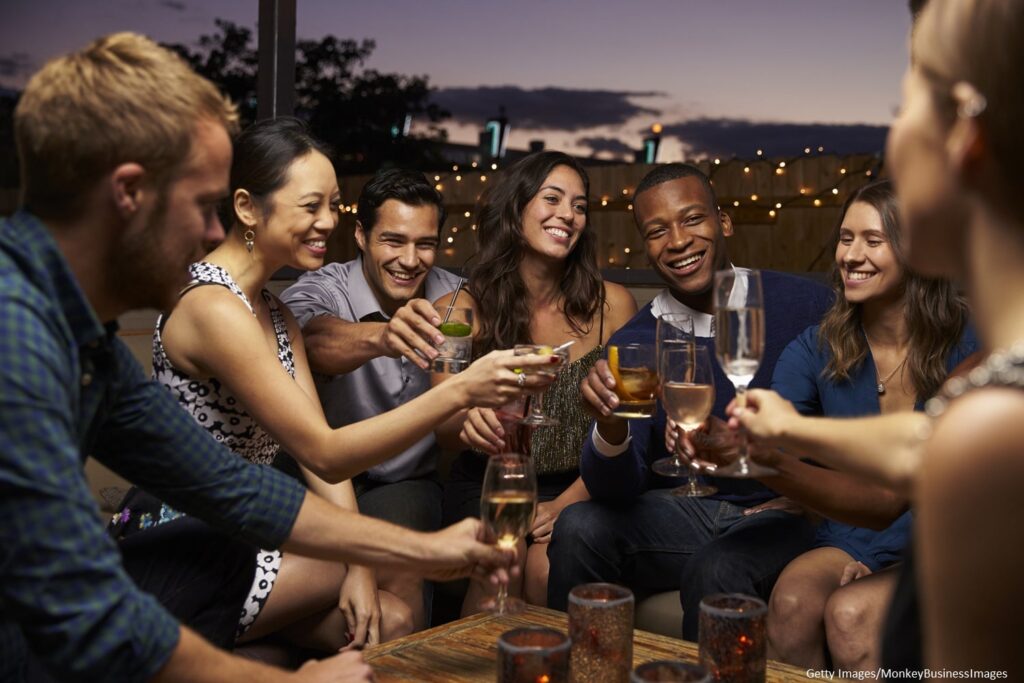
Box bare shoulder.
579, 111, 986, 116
923, 388, 1024, 497
602, 281, 638, 332
167, 283, 257, 336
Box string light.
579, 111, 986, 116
743, 166, 750, 173
831, 188, 839, 195
464, 211, 471, 218
775, 168, 784, 175
452, 164, 459, 171
750, 194, 759, 201
447, 236, 454, 243
434, 175, 440, 181
775, 202, 782, 209
623, 247, 631, 254
714, 158, 721, 165
455, 174, 462, 181
804, 147, 812, 154
471, 161, 478, 168
814, 198, 823, 207
778, 161, 786, 168
840, 168, 847, 174
601, 198, 609, 207
817, 146, 824, 153
626, 204, 633, 211
756, 149, 764, 156
435, 183, 443, 191
490, 163, 498, 170
733, 200, 740, 207
799, 188, 809, 195
622, 188, 630, 195
451, 226, 458, 233
769, 210, 776, 217
480, 175, 487, 182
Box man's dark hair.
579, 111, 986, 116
909, 0, 928, 19
633, 163, 719, 217
356, 168, 446, 235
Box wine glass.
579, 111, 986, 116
515, 344, 569, 426
654, 344, 718, 496
713, 268, 776, 477
480, 452, 537, 614
657, 312, 695, 360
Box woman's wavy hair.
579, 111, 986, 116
818, 179, 968, 400
467, 151, 602, 355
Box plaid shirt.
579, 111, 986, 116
0, 211, 306, 681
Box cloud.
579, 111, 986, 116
659, 118, 889, 157
158, 0, 187, 10
0, 52, 33, 79
576, 136, 635, 159
432, 85, 663, 130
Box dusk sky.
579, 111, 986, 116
0, 0, 913, 160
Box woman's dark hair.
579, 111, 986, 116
221, 116, 333, 227
356, 168, 446, 235
467, 150, 603, 355
818, 179, 968, 400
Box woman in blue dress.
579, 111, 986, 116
764, 179, 975, 670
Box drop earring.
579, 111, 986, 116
243, 228, 255, 253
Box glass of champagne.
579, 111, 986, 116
480, 452, 537, 614
655, 344, 718, 496
514, 343, 569, 426
713, 268, 776, 477
656, 312, 695, 360
608, 343, 659, 418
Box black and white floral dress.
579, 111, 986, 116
116, 262, 296, 638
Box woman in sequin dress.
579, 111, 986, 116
435, 151, 637, 611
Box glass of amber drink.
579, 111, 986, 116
608, 343, 659, 418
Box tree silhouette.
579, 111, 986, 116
165, 20, 450, 172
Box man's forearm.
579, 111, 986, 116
303, 315, 387, 375
151, 627, 293, 682
761, 452, 908, 529
280, 491, 429, 569
776, 412, 928, 495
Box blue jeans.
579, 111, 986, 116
546, 490, 815, 640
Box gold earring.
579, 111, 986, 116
243, 228, 255, 253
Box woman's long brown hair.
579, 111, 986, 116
467, 151, 603, 356
818, 179, 968, 400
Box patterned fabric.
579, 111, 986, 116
531, 345, 602, 475
0, 210, 305, 682
142, 261, 295, 636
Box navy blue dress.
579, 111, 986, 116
771, 324, 977, 570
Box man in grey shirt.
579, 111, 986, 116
281, 168, 461, 628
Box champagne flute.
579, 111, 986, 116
713, 268, 776, 477
657, 312, 695, 361
655, 344, 718, 496
480, 452, 537, 614
515, 343, 569, 426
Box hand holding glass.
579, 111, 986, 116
480, 452, 537, 614
514, 344, 569, 426
713, 269, 775, 477
654, 344, 717, 497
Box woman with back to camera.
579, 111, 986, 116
763, 179, 974, 670
731, 0, 1024, 671
436, 150, 637, 612
113, 117, 556, 653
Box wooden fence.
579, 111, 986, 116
328, 153, 882, 274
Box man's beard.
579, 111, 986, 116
109, 190, 193, 313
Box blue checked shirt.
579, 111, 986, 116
0, 211, 306, 681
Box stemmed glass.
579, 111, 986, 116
713, 269, 776, 477
657, 312, 695, 360
655, 344, 718, 497
480, 452, 537, 614
514, 344, 569, 426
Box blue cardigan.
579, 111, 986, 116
771, 323, 978, 570
581, 270, 833, 505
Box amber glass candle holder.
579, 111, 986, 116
498, 627, 571, 683
697, 594, 767, 683
631, 660, 711, 682
568, 583, 634, 683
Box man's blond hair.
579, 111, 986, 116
15, 32, 239, 219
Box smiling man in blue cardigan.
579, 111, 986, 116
546, 163, 832, 639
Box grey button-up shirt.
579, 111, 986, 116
281, 258, 462, 482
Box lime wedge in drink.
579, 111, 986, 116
438, 321, 472, 337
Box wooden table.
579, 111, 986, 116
364, 605, 809, 682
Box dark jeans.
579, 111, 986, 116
546, 489, 815, 640
354, 473, 443, 621
119, 515, 258, 649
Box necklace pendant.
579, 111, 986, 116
877, 382, 886, 395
